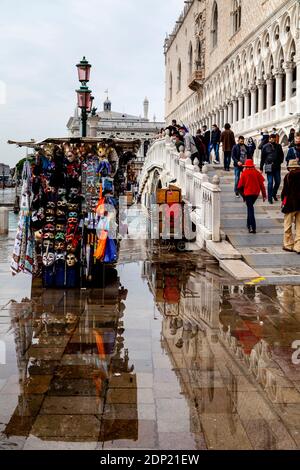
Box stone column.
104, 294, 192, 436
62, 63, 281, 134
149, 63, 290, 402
250, 85, 257, 128
284, 62, 294, 116
223, 105, 228, 126
266, 74, 273, 110
275, 70, 284, 120
232, 98, 238, 124
257, 79, 265, 114
219, 108, 224, 128
238, 94, 244, 122
275, 71, 284, 105
228, 101, 233, 124
244, 90, 250, 121
88, 115, 100, 137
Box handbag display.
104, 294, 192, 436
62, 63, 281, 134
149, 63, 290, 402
265, 162, 273, 174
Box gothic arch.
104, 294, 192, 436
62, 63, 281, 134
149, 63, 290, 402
188, 41, 193, 78
211, 2, 218, 49
177, 59, 182, 91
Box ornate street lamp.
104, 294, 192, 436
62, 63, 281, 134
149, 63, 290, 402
76, 56, 92, 84
76, 57, 93, 137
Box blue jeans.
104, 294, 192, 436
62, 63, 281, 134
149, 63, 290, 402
234, 167, 243, 194
210, 143, 220, 162
224, 151, 231, 170
267, 169, 281, 202
245, 195, 258, 231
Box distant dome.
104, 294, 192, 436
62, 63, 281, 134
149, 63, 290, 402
104, 97, 112, 112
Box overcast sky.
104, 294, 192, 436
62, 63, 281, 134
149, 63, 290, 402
0, 0, 183, 166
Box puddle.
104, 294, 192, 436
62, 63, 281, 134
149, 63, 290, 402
0, 236, 300, 450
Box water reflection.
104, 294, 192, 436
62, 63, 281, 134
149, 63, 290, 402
0, 273, 138, 449
0, 250, 300, 450
144, 260, 300, 450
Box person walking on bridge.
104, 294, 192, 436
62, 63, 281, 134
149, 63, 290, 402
238, 159, 267, 234
260, 133, 284, 204
281, 159, 300, 253
232, 136, 250, 197
220, 123, 236, 171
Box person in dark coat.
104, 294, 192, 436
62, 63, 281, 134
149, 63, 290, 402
220, 123, 236, 171
281, 159, 300, 253
231, 136, 250, 197
238, 159, 267, 234
288, 128, 296, 147
210, 124, 221, 164
247, 137, 256, 158
260, 133, 284, 204
194, 129, 206, 170
202, 125, 211, 163
286, 133, 300, 166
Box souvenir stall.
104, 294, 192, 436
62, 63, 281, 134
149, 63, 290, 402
9, 137, 140, 289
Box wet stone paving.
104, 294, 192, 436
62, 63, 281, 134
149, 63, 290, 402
1, 223, 300, 450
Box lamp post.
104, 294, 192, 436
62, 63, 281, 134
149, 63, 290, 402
76, 56, 92, 138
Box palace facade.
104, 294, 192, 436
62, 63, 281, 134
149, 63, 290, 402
165, 0, 300, 144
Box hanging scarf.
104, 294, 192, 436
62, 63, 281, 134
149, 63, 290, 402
11, 161, 36, 276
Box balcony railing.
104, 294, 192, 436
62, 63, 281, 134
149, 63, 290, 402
188, 69, 205, 91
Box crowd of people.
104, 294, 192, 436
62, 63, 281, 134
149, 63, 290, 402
161, 119, 300, 252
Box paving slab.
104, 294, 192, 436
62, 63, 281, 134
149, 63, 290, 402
222, 218, 282, 229
227, 233, 283, 247
219, 260, 260, 280
243, 253, 300, 268
206, 240, 241, 260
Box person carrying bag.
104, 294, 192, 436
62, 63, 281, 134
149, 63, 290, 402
238, 159, 267, 234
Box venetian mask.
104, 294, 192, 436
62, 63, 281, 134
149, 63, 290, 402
56, 253, 66, 262
45, 186, 56, 194
68, 212, 78, 218
66, 253, 77, 267
43, 232, 55, 240
55, 241, 66, 251
57, 201, 67, 208
69, 188, 79, 197
56, 224, 65, 232
46, 208, 55, 216
68, 217, 78, 224
43, 240, 54, 250
55, 232, 65, 241
56, 210, 66, 218
58, 188, 66, 197
42, 252, 55, 267
68, 204, 79, 211
46, 202, 56, 209
44, 224, 55, 233
67, 152, 76, 163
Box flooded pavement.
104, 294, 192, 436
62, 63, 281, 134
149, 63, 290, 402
0, 233, 300, 450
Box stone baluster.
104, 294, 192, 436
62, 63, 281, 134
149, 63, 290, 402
211, 175, 221, 242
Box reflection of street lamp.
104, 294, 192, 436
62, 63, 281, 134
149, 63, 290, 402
76, 56, 92, 138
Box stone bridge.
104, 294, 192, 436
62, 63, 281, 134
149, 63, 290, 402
139, 136, 300, 284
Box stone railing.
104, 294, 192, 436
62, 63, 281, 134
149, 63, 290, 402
139, 135, 221, 243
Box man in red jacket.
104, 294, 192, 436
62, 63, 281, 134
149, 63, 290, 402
238, 159, 267, 234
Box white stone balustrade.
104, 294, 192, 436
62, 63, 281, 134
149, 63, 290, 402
139, 137, 222, 243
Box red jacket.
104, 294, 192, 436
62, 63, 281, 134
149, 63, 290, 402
238, 168, 266, 198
